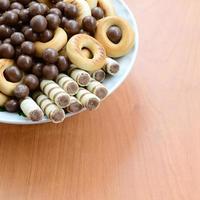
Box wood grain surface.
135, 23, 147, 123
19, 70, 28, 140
0, 0, 200, 199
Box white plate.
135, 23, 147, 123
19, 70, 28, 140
0, 0, 139, 124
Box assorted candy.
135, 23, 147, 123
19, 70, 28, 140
0, 0, 135, 123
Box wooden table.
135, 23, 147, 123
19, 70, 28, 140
0, 0, 199, 199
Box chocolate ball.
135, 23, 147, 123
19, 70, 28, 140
92, 7, 104, 20
5, 99, 19, 112
21, 41, 35, 55
3, 11, 19, 25
64, 19, 80, 35
3, 38, 11, 43
40, 3, 49, 15
30, 15, 47, 33
82, 16, 96, 34
19, 9, 30, 23
17, 55, 33, 71
0, 0, 10, 12
48, 8, 62, 17
14, 84, 29, 99
15, 46, 22, 57
29, 3, 45, 16
21, 25, 29, 33
42, 64, 59, 80
61, 17, 68, 27
0, 25, 12, 39
0, 17, 4, 25
107, 26, 122, 44
32, 62, 43, 77
24, 28, 38, 42
10, 2, 24, 10
23, 74, 39, 91
42, 48, 58, 64
39, 29, 53, 42
17, 0, 31, 5
57, 56, 69, 72
56, 1, 66, 12
4, 66, 23, 83
64, 3, 78, 19
0, 43, 15, 58
10, 32, 25, 45
11, 8, 20, 15
46, 13, 61, 30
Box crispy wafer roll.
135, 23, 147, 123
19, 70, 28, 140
76, 88, 100, 110
68, 65, 91, 86
66, 96, 83, 113
56, 74, 79, 95
89, 69, 106, 83
103, 57, 120, 75
20, 97, 44, 121
40, 80, 70, 108
87, 79, 108, 100
33, 92, 65, 123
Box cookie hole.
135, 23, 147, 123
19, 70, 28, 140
106, 25, 122, 44
81, 48, 94, 59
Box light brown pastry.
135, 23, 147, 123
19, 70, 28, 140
98, 0, 115, 16
0, 92, 8, 107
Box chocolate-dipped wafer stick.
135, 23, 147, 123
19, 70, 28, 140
56, 74, 79, 96
33, 91, 65, 123
87, 79, 108, 100
103, 57, 120, 75
66, 96, 83, 113
68, 65, 91, 86
40, 80, 70, 108
20, 97, 44, 121
76, 88, 100, 110
89, 69, 106, 83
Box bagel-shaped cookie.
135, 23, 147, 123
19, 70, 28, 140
98, 0, 115, 16
0, 92, 8, 106
66, 34, 106, 72
35, 27, 68, 57
0, 59, 23, 96
86, 0, 97, 9
95, 16, 135, 57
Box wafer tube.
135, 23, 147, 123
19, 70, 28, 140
33, 92, 65, 123
66, 96, 83, 113
89, 69, 106, 82
68, 65, 91, 86
103, 57, 120, 75
0, 92, 8, 107
76, 88, 100, 110
40, 80, 70, 108
56, 74, 79, 95
20, 97, 44, 121
87, 79, 108, 100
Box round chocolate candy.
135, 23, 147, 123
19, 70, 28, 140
29, 3, 45, 16
64, 3, 78, 19
39, 29, 53, 42
12, 8, 20, 15
10, 2, 24, 10
3, 11, 19, 26
14, 84, 29, 99
82, 16, 96, 34
64, 19, 80, 35
48, 8, 62, 17
17, 0, 32, 5
24, 28, 38, 42
0, 43, 15, 58
42, 48, 58, 64
3, 38, 11, 43
0, 25, 12, 39
10, 32, 25, 45
0, 17, 4, 25
30, 15, 47, 33
0, 0, 10, 12
19, 9, 30, 23
32, 62, 43, 77
15, 46, 22, 57
57, 56, 69, 72
46, 13, 61, 30
21, 41, 35, 55
5, 99, 19, 112
92, 7, 104, 20
21, 25, 29, 33
17, 55, 33, 71
23, 74, 39, 91
56, 1, 66, 12
4, 66, 23, 83
106, 26, 122, 44
42, 64, 59, 80
40, 3, 49, 15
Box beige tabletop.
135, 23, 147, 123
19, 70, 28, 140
0, 0, 199, 199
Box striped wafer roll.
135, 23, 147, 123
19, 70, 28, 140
76, 88, 100, 110
87, 79, 108, 100
56, 74, 79, 95
66, 96, 83, 113
103, 57, 120, 75
20, 97, 44, 121
89, 69, 106, 83
33, 91, 65, 123
68, 65, 91, 86
40, 80, 70, 108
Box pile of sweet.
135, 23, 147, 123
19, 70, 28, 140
0, 0, 135, 123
